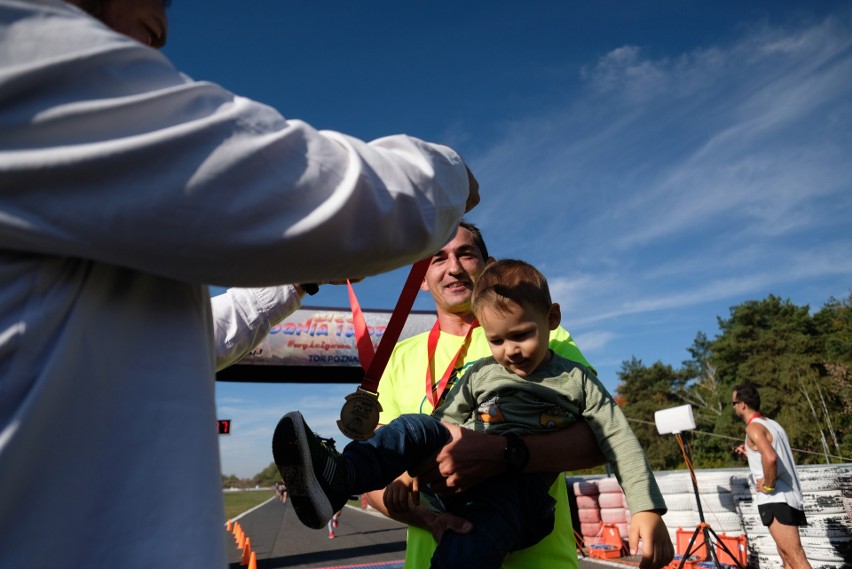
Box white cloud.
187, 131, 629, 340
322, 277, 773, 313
570, 330, 616, 352
474, 13, 852, 332
478, 14, 852, 246
581, 45, 671, 102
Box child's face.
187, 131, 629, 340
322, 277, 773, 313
478, 301, 560, 377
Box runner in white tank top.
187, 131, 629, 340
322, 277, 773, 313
732, 384, 812, 569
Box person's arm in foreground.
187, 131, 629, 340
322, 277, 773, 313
211, 286, 304, 371
1, 4, 479, 289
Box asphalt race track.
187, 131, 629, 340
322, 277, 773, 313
227, 499, 407, 569
226, 497, 637, 569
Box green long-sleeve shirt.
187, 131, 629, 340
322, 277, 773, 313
433, 352, 667, 515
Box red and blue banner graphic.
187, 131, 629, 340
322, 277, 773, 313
237, 307, 436, 368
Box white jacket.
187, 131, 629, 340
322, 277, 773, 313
0, 0, 470, 566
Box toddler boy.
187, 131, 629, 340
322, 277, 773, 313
273, 259, 670, 568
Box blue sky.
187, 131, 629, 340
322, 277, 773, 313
164, 1, 852, 478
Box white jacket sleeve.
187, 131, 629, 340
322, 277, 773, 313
0, 0, 471, 287
211, 286, 302, 371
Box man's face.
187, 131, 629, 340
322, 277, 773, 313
91, 0, 168, 48
478, 301, 559, 377
421, 227, 487, 316
731, 391, 744, 418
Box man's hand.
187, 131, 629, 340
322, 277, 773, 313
363, 486, 472, 542
383, 473, 419, 515
423, 510, 474, 543
629, 510, 674, 569
432, 422, 504, 493
755, 477, 776, 494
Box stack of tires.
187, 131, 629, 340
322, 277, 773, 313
597, 476, 631, 541
571, 478, 604, 546
568, 463, 852, 567
654, 468, 747, 550
733, 464, 852, 569
568, 475, 631, 546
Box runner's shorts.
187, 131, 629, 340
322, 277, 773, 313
758, 502, 808, 527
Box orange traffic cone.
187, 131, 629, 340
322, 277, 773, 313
241, 537, 252, 565
247, 551, 257, 569
237, 530, 247, 550
226, 520, 233, 532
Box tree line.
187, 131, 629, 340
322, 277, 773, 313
227, 291, 852, 485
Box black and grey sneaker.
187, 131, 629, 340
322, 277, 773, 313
272, 411, 350, 529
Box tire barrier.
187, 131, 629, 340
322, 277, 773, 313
597, 476, 623, 494
598, 492, 626, 509
567, 463, 852, 567
578, 507, 602, 523
572, 479, 601, 497
653, 469, 745, 545
575, 495, 599, 509
601, 507, 629, 525
567, 476, 605, 540
595, 476, 631, 538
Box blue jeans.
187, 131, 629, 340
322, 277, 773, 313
342, 414, 556, 569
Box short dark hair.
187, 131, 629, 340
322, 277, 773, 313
734, 384, 761, 412
459, 220, 488, 260
472, 259, 552, 318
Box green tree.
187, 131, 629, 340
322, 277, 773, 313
221, 474, 245, 488
814, 293, 852, 363
708, 295, 848, 464
678, 333, 733, 468
812, 292, 852, 457
615, 293, 852, 469
616, 357, 689, 471
253, 463, 282, 487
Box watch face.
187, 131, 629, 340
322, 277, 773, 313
508, 447, 522, 465
505, 435, 529, 471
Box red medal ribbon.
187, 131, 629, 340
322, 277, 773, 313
348, 258, 432, 393
424, 319, 479, 410
348, 282, 375, 371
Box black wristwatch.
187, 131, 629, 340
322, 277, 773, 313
299, 283, 320, 296
503, 432, 529, 473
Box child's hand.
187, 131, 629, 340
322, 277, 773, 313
629, 510, 674, 569
383, 472, 419, 515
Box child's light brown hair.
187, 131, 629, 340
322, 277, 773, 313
472, 259, 552, 318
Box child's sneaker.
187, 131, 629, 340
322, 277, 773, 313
272, 411, 350, 529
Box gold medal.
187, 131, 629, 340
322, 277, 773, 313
337, 388, 382, 440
